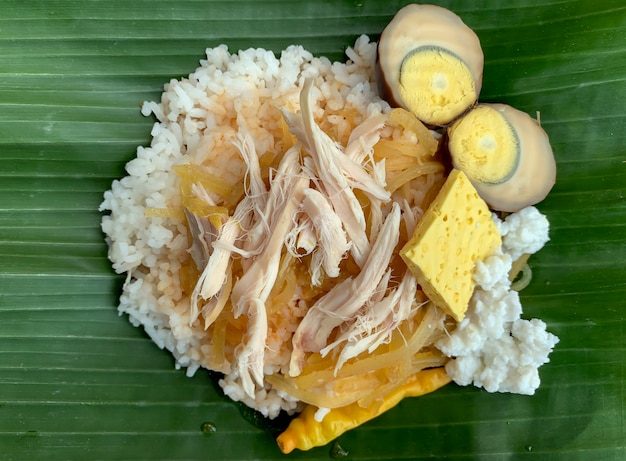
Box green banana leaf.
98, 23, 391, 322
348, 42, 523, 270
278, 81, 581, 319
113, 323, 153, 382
1, 0, 624, 459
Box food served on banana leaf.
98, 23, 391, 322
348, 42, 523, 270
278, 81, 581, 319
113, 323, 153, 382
100, 3, 558, 454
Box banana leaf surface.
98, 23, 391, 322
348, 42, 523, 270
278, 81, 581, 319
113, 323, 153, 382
1, 0, 625, 459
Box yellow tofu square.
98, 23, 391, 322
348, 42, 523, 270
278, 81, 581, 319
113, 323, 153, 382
400, 169, 501, 322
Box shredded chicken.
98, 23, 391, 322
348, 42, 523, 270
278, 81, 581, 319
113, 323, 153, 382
322, 270, 419, 372
191, 218, 240, 326
202, 268, 233, 330
282, 79, 383, 267
289, 202, 401, 376
301, 187, 351, 286
198, 218, 240, 300
234, 298, 268, 398
295, 218, 317, 255
285, 214, 317, 257
233, 130, 269, 261
230, 146, 309, 397
185, 130, 271, 327
399, 198, 421, 237
184, 207, 214, 271
344, 113, 387, 163
372, 268, 394, 304
186, 208, 239, 327
341, 114, 390, 218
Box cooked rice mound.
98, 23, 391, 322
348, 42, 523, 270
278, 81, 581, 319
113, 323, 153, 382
100, 32, 561, 422
99, 36, 453, 418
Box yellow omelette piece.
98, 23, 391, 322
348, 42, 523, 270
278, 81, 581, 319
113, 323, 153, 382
400, 169, 501, 322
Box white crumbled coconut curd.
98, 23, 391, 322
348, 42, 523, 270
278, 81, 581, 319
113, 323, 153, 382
497, 206, 550, 261
436, 206, 559, 395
